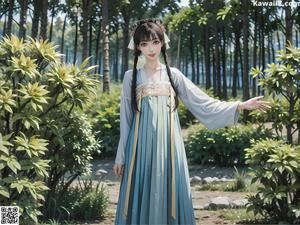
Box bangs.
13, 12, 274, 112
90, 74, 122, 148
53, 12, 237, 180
140, 32, 159, 42
133, 22, 164, 46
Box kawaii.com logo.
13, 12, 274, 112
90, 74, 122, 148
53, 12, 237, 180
252, 0, 300, 7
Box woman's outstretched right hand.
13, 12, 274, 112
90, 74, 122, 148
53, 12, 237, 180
113, 163, 124, 178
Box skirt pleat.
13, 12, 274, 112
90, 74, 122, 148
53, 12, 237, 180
115, 96, 196, 225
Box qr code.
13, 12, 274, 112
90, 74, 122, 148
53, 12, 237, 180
0, 206, 19, 225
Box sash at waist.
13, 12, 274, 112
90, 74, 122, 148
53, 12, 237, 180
136, 82, 176, 110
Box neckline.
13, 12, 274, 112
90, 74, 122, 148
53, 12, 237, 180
141, 64, 167, 83
142, 63, 166, 71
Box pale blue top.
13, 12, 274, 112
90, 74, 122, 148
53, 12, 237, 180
115, 64, 241, 165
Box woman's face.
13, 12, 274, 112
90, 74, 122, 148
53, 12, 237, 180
137, 38, 162, 61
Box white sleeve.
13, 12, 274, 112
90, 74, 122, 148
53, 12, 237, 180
115, 70, 133, 165
171, 67, 241, 130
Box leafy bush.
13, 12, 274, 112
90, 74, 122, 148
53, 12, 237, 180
185, 123, 274, 166
245, 138, 300, 223
48, 176, 109, 222
177, 100, 196, 128
83, 82, 121, 158
0, 35, 100, 224
250, 43, 300, 144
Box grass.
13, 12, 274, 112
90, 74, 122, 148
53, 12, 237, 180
216, 208, 273, 224
195, 180, 262, 192
195, 166, 263, 192
40, 219, 78, 225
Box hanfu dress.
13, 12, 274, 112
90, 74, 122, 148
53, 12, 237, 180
114, 64, 241, 225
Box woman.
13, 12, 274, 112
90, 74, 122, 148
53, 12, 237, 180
113, 18, 270, 225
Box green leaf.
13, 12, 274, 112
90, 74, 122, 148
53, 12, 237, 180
0, 185, 9, 198
7, 157, 21, 174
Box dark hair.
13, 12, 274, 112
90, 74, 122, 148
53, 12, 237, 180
130, 18, 179, 113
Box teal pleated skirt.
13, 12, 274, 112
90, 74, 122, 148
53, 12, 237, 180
115, 95, 196, 225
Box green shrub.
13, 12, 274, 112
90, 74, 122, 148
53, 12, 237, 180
177, 100, 196, 128
83, 83, 121, 158
250, 43, 300, 144
245, 138, 300, 223
185, 123, 274, 166
0, 35, 100, 224
48, 176, 109, 222
41, 219, 77, 225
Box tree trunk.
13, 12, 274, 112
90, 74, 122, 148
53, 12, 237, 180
177, 34, 181, 68
238, 41, 243, 89
82, 0, 92, 62
95, 18, 102, 74
212, 47, 216, 95
189, 29, 196, 83
200, 48, 205, 84
260, 8, 265, 95
18, 0, 27, 39
222, 27, 227, 100
214, 26, 221, 98
66, 47, 69, 62
267, 33, 271, 63
39, 0, 48, 40
31, 0, 40, 39
121, 6, 130, 79
296, 29, 299, 47
102, 0, 110, 93
6, 0, 14, 36
204, 25, 211, 89
73, 14, 78, 64
98, 49, 102, 74
89, 13, 93, 65
229, 37, 232, 88
196, 43, 200, 85
60, 14, 67, 63
252, 8, 257, 97
114, 22, 120, 82
49, 5, 55, 42
271, 33, 275, 62
284, 2, 293, 47
185, 54, 188, 75
276, 30, 281, 50
242, 0, 250, 121
232, 30, 240, 97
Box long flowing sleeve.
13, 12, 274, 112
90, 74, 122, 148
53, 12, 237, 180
171, 67, 241, 130
115, 70, 133, 165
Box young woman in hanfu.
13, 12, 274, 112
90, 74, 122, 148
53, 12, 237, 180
113, 18, 270, 225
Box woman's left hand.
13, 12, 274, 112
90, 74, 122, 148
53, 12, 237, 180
238, 95, 271, 112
